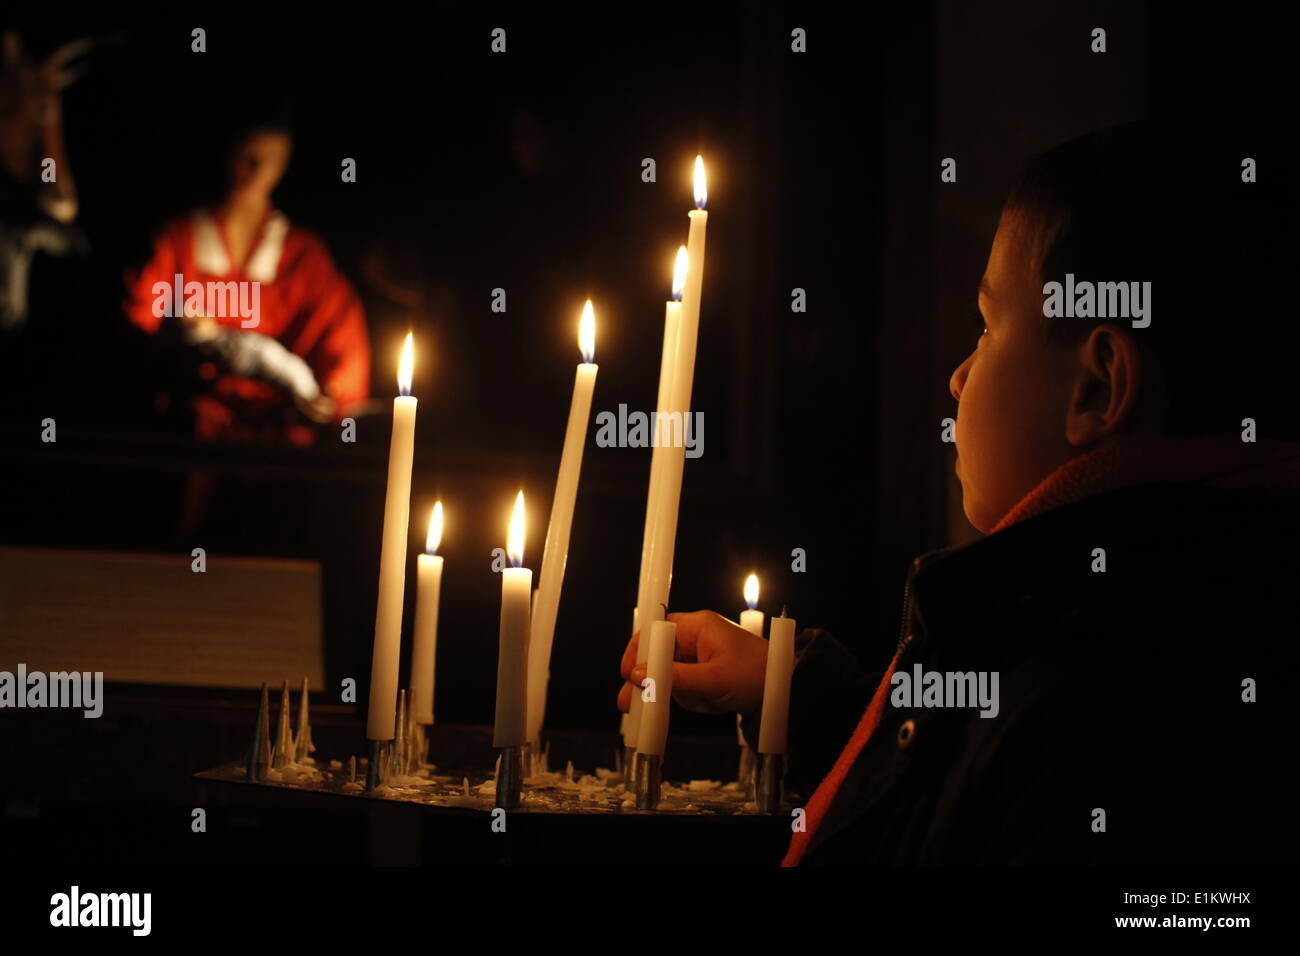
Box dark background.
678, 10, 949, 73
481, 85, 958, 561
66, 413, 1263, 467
0, 2, 1295, 748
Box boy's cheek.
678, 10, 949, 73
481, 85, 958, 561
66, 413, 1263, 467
953, 368, 1023, 529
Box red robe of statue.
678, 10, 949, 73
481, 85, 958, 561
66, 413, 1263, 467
125, 208, 370, 443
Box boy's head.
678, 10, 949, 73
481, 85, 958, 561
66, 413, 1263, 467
949, 121, 1293, 532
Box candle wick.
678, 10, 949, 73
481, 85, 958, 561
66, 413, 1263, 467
781, 605, 788, 618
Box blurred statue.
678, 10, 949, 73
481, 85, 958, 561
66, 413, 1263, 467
124, 116, 370, 444
0, 31, 96, 330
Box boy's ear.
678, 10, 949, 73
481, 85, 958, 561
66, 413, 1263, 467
1064, 324, 1143, 446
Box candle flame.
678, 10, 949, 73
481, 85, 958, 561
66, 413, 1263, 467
672, 246, 688, 301
579, 300, 596, 364
693, 155, 707, 209
397, 332, 414, 396
426, 501, 443, 555
507, 490, 525, 568
744, 573, 759, 610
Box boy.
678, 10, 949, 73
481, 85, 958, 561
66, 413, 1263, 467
619, 122, 1300, 865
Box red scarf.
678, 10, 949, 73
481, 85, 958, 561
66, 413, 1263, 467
782, 434, 1300, 866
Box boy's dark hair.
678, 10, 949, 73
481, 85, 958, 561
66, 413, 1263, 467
1003, 121, 1297, 440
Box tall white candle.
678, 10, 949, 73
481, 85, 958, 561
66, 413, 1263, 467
626, 248, 689, 748
759, 613, 797, 754
635, 250, 686, 615
737, 573, 763, 745
527, 302, 599, 746
411, 502, 444, 726
636, 619, 677, 756
640, 157, 708, 653
367, 333, 417, 741
676, 156, 708, 419
494, 491, 532, 748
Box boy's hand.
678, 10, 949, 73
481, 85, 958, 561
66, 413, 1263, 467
617, 610, 768, 716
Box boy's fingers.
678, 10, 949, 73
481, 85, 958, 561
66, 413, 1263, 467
665, 610, 713, 658
648, 659, 729, 709
624, 662, 727, 713
619, 632, 640, 679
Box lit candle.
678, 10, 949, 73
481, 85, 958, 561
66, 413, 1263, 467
626, 249, 689, 747
366, 333, 416, 742
637, 156, 708, 673
759, 611, 797, 755
636, 619, 677, 757
494, 491, 532, 748
674, 155, 708, 429
526, 302, 599, 746
739, 572, 763, 636
737, 573, 763, 745
410, 502, 444, 726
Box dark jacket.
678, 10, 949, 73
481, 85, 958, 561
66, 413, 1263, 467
743, 483, 1300, 865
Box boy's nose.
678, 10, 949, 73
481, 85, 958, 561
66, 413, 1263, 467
949, 354, 971, 401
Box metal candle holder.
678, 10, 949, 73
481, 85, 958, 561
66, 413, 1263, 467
390, 690, 407, 780
273, 681, 292, 769
756, 752, 784, 813
414, 723, 429, 768
520, 740, 535, 778
294, 677, 313, 763
366, 739, 383, 790
634, 751, 661, 809
246, 683, 271, 781
737, 742, 756, 799
496, 745, 523, 809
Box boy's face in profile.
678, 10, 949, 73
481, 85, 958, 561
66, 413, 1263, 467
949, 212, 1080, 533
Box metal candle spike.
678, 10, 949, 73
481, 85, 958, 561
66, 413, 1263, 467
495, 746, 523, 809
246, 683, 271, 781
391, 689, 407, 780
400, 691, 410, 775
273, 680, 292, 769
406, 694, 419, 774
635, 752, 661, 809
738, 742, 755, 798
520, 740, 535, 779
414, 723, 427, 769
366, 740, 383, 790
294, 676, 313, 763
756, 753, 784, 813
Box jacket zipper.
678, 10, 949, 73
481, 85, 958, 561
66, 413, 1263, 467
896, 549, 946, 655
895, 561, 918, 654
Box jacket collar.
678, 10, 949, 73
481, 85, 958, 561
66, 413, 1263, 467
911, 482, 1300, 659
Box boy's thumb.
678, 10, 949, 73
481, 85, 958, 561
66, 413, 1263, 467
633, 659, 724, 705
631, 661, 691, 691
